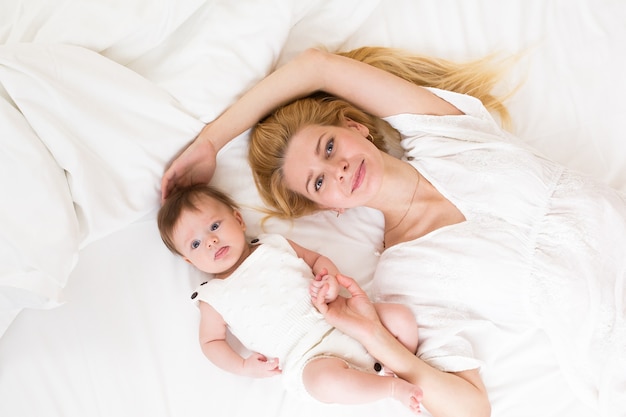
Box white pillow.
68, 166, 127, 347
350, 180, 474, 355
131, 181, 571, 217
278, 0, 380, 65
1, 43, 204, 246
0, 0, 207, 62
0, 43, 205, 336
0, 93, 79, 337
126, 0, 382, 119
125, 0, 298, 120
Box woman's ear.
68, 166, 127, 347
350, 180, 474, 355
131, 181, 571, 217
328, 207, 346, 217
316, 202, 346, 217
343, 117, 369, 138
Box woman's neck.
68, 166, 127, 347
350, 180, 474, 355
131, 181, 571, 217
369, 154, 420, 215
374, 156, 466, 248
378, 158, 423, 244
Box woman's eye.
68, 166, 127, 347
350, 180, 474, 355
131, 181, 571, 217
191, 240, 201, 249
325, 138, 334, 157
210, 222, 220, 231
314, 176, 324, 192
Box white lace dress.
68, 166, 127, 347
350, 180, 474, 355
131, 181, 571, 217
371, 88, 626, 415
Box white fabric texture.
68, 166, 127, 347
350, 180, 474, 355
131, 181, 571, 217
0, 91, 79, 318
1, 44, 203, 245
372, 89, 626, 415
0, 44, 203, 331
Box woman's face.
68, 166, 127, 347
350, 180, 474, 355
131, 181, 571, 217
282, 120, 384, 211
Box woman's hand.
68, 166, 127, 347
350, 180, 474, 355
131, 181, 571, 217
311, 273, 382, 344
160, 130, 218, 201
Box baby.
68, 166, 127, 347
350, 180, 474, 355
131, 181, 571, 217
158, 183, 422, 412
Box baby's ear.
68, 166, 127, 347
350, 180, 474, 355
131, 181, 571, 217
233, 209, 246, 229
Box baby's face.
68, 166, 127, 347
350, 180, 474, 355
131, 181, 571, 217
172, 196, 248, 277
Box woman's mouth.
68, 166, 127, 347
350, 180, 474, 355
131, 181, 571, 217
214, 246, 229, 260
352, 161, 365, 192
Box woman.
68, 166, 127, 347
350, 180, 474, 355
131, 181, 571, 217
161, 47, 625, 417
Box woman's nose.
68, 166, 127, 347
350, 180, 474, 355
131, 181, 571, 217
335, 161, 348, 182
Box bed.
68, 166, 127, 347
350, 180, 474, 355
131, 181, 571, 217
1, 1, 624, 416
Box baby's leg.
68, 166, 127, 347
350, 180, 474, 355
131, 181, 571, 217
375, 303, 418, 353
302, 357, 422, 413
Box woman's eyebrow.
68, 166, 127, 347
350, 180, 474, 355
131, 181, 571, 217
305, 133, 325, 193
305, 172, 312, 194
314, 134, 323, 156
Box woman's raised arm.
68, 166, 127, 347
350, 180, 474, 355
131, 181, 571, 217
162, 48, 328, 199
161, 48, 461, 199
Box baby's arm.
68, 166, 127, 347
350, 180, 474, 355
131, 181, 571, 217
287, 239, 339, 277
287, 239, 340, 302
198, 301, 281, 378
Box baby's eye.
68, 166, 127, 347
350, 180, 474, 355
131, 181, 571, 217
325, 138, 334, 157
210, 222, 220, 231
191, 240, 201, 249
314, 176, 324, 192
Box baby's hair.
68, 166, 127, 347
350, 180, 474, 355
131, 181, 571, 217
157, 183, 239, 256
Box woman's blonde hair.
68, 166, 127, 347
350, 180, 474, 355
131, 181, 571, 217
249, 46, 515, 220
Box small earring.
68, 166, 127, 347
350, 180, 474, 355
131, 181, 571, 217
367, 134, 374, 142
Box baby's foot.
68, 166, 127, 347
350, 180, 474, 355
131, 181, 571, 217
390, 378, 423, 414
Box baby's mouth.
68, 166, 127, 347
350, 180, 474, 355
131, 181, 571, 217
214, 246, 229, 260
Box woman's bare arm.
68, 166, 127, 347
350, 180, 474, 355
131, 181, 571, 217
200, 48, 460, 151
312, 274, 490, 417
162, 48, 461, 199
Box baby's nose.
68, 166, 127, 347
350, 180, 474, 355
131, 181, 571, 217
206, 236, 218, 247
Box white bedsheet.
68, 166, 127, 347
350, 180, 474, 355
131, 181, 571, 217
1, 1, 624, 416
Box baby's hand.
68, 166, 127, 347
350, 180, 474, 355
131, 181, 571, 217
241, 352, 281, 378
310, 274, 340, 305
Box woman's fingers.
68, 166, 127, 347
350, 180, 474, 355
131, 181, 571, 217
335, 273, 365, 297
160, 136, 218, 201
